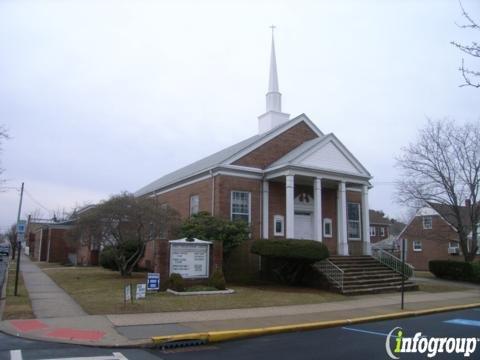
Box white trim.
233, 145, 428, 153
413, 239, 422, 252
314, 177, 323, 242
230, 190, 251, 224
149, 174, 212, 197
224, 114, 324, 164
273, 215, 285, 236
213, 170, 263, 180
422, 216, 433, 230
262, 181, 269, 239
346, 187, 363, 192
220, 164, 264, 173
286, 175, 295, 238
265, 166, 371, 184
323, 218, 333, 238
347, 202, 361, 240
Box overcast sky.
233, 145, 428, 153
0, 0, 478, 232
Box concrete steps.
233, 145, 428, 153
315, 256, 418, 295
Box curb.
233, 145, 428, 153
151, 302, 480, 345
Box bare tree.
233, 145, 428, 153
396, 119, 480, 262
451, 1, 480, 88
71, 192, 180, 276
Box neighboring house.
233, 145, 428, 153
136, 36, 373, 279
398, 203, 480, 270
26, 218, 76, 264
369, 210, 390, 243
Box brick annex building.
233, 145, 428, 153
136, 36, 374, 279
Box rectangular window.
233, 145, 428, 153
370, 226, 376, 237
413, 240, 422, 252
189, 195, 199, 216
274, 215, 284, 236
231, 191, 251, 223
423, 216, 432, 230
380, 227, 385, 237
347, 202, 361, 240
323, 218, 332, 238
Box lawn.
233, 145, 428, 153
417, 281, 471, 293
42, 265, 347, 315
2, 266, 34, 320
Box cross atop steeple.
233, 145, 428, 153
258, 26, 290, 133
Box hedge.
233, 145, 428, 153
429, 260, 480, 283
251, 239, 329, 263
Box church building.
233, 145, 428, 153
136, 34, 373, 278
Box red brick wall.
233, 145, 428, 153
402, 215, 460, 270
233, 122, 318, 169
370, 224, 389, 243
323, 188, 338, 255
47, 228, 74, 263
215, 175, 262, 281
154, 177, 213, 218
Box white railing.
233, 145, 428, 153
315, 259, 344, 290
371, 246, 415, 279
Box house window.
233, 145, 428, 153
323, 218, 333, 238
423, 216, 432, 230
274, 215, 284, 236
370, 226, 376, 237
448, 242, 460, 255
231, 191, 251, 223
189, 195, 199, 216
380, 227, 385, 237
413, 240, 422, 252
347, 202, 361, 239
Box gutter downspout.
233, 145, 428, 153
210, 170, 215, 216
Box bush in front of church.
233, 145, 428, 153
251, 239, 329, 285
208, 268, 227, 290
168, 273, 186, 292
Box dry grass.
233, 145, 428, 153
2, 268, 34, 320
42, 266, 347, 315
415, 271, 435, 279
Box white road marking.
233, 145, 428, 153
10, 350, 23, 360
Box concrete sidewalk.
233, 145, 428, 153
0, 285, 479, 347
20, 256, 87, 318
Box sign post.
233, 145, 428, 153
124, 284, 132, 305
401, 237, 406, 310
147, 273, 160, 291
136, 283, 146, 300
14, 183, 25, 297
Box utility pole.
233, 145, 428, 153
401, 237, 406, 310
14, 182, 24, 296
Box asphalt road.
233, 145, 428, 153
1, 307, 479, 360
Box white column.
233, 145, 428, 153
337, 181, 349, 255
286, 174, 295, 239
314, 177, 323, 242
38, 229, 43, 261
262, 180, 269, 239
361, 185, 371, 255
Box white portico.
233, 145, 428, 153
261, 135, 372, 256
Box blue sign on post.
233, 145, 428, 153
147, 273, 160, 291
16, 220, 26, 235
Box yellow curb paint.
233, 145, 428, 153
151, 302, 480, 345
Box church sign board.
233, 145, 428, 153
169, 238, 212, 279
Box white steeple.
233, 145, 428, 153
258, 26, 290, 134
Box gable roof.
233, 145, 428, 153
266, 133, 371, 178
369, 210, 391, 225
428, 202, 472, 229
135, 114, 324, 197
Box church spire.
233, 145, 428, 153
258, 26, 290, 134
266, 26, 281, 112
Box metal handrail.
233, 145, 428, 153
315, 259, 344, 290
371, 246, 415, 279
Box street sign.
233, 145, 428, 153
147, 273, 160, 291
16, 220, 26, 235
136, 283, 146, 300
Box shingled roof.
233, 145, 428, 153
428, 202, 473, 230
